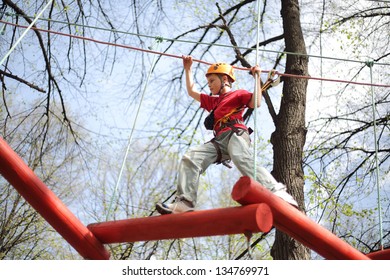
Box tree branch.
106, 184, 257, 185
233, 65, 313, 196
0, 70, 46, 93
215, 3, 281, 123
4, 0, 78, 144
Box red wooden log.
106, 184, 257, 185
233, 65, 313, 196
232, 176, 370, 260
366, 249, 390, 260
0, 137, 110, 260
88, 203, 273, 243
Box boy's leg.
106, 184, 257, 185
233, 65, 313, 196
176, 141, 218, 205
156, 141, 217, 214
227, 132, 298, 207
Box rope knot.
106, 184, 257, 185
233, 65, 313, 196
365, 60, 374, 68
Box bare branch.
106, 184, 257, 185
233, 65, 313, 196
0, 70, 46, 93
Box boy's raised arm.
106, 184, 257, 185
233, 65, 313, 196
248, 65, 262, 108
183, 55, 201, 102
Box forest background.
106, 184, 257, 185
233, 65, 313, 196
0, 0, 389, 260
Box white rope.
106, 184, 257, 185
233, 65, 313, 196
253, 0, 262, 179
0, 0, 54, 66
368, 61, 384, 250
105, 38, 162, 221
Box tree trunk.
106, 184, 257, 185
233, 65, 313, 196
270, 0, 310, 260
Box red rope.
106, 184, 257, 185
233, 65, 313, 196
1, 20, 389, 88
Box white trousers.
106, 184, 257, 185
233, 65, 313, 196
177, 130, 285, 206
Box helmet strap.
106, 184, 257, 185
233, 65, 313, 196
218, 75, 231, 95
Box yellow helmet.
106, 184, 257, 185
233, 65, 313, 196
206, 63, 236, 82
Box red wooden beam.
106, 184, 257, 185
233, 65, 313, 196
366, 249, 390, 260
232, 176, 370, 260
88, 203, 273, 243
0, 137, 110, 260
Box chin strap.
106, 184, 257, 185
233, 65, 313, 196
217, 75, 232, 95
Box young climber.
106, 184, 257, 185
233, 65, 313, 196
156, 55, 298, 214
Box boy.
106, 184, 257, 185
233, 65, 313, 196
156, 56, 298, 214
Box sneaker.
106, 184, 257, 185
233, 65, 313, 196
273, 189, 299, 208
156, 197, 194, 215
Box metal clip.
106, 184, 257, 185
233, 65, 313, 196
261, 69, 280, 91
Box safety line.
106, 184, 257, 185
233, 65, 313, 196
0, 1, 54, 66
368, 62, 384, 251
4, 12, 390, 67
253, 0, 262, 181
1, 20, 389, 88
105, 38, 162, 221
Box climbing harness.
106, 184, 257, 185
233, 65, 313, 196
213, 106, 244, 132
208, 106, 249, 168
209, 138, 230, 168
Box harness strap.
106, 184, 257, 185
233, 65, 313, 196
209, 107, 253, 168
216, 119, 253, 136
209, 138, 232, 168
210, 138, 223, 164
213, 106, 244, 131
209, 124, 252, 169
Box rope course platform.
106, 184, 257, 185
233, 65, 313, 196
366, 248, 390, 260
0, 137, 110, 260
232, 177, 370, 260
1, 136, 389, 260
88, 204, 272, 244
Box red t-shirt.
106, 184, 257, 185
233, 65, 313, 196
200, 89, 252, 136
